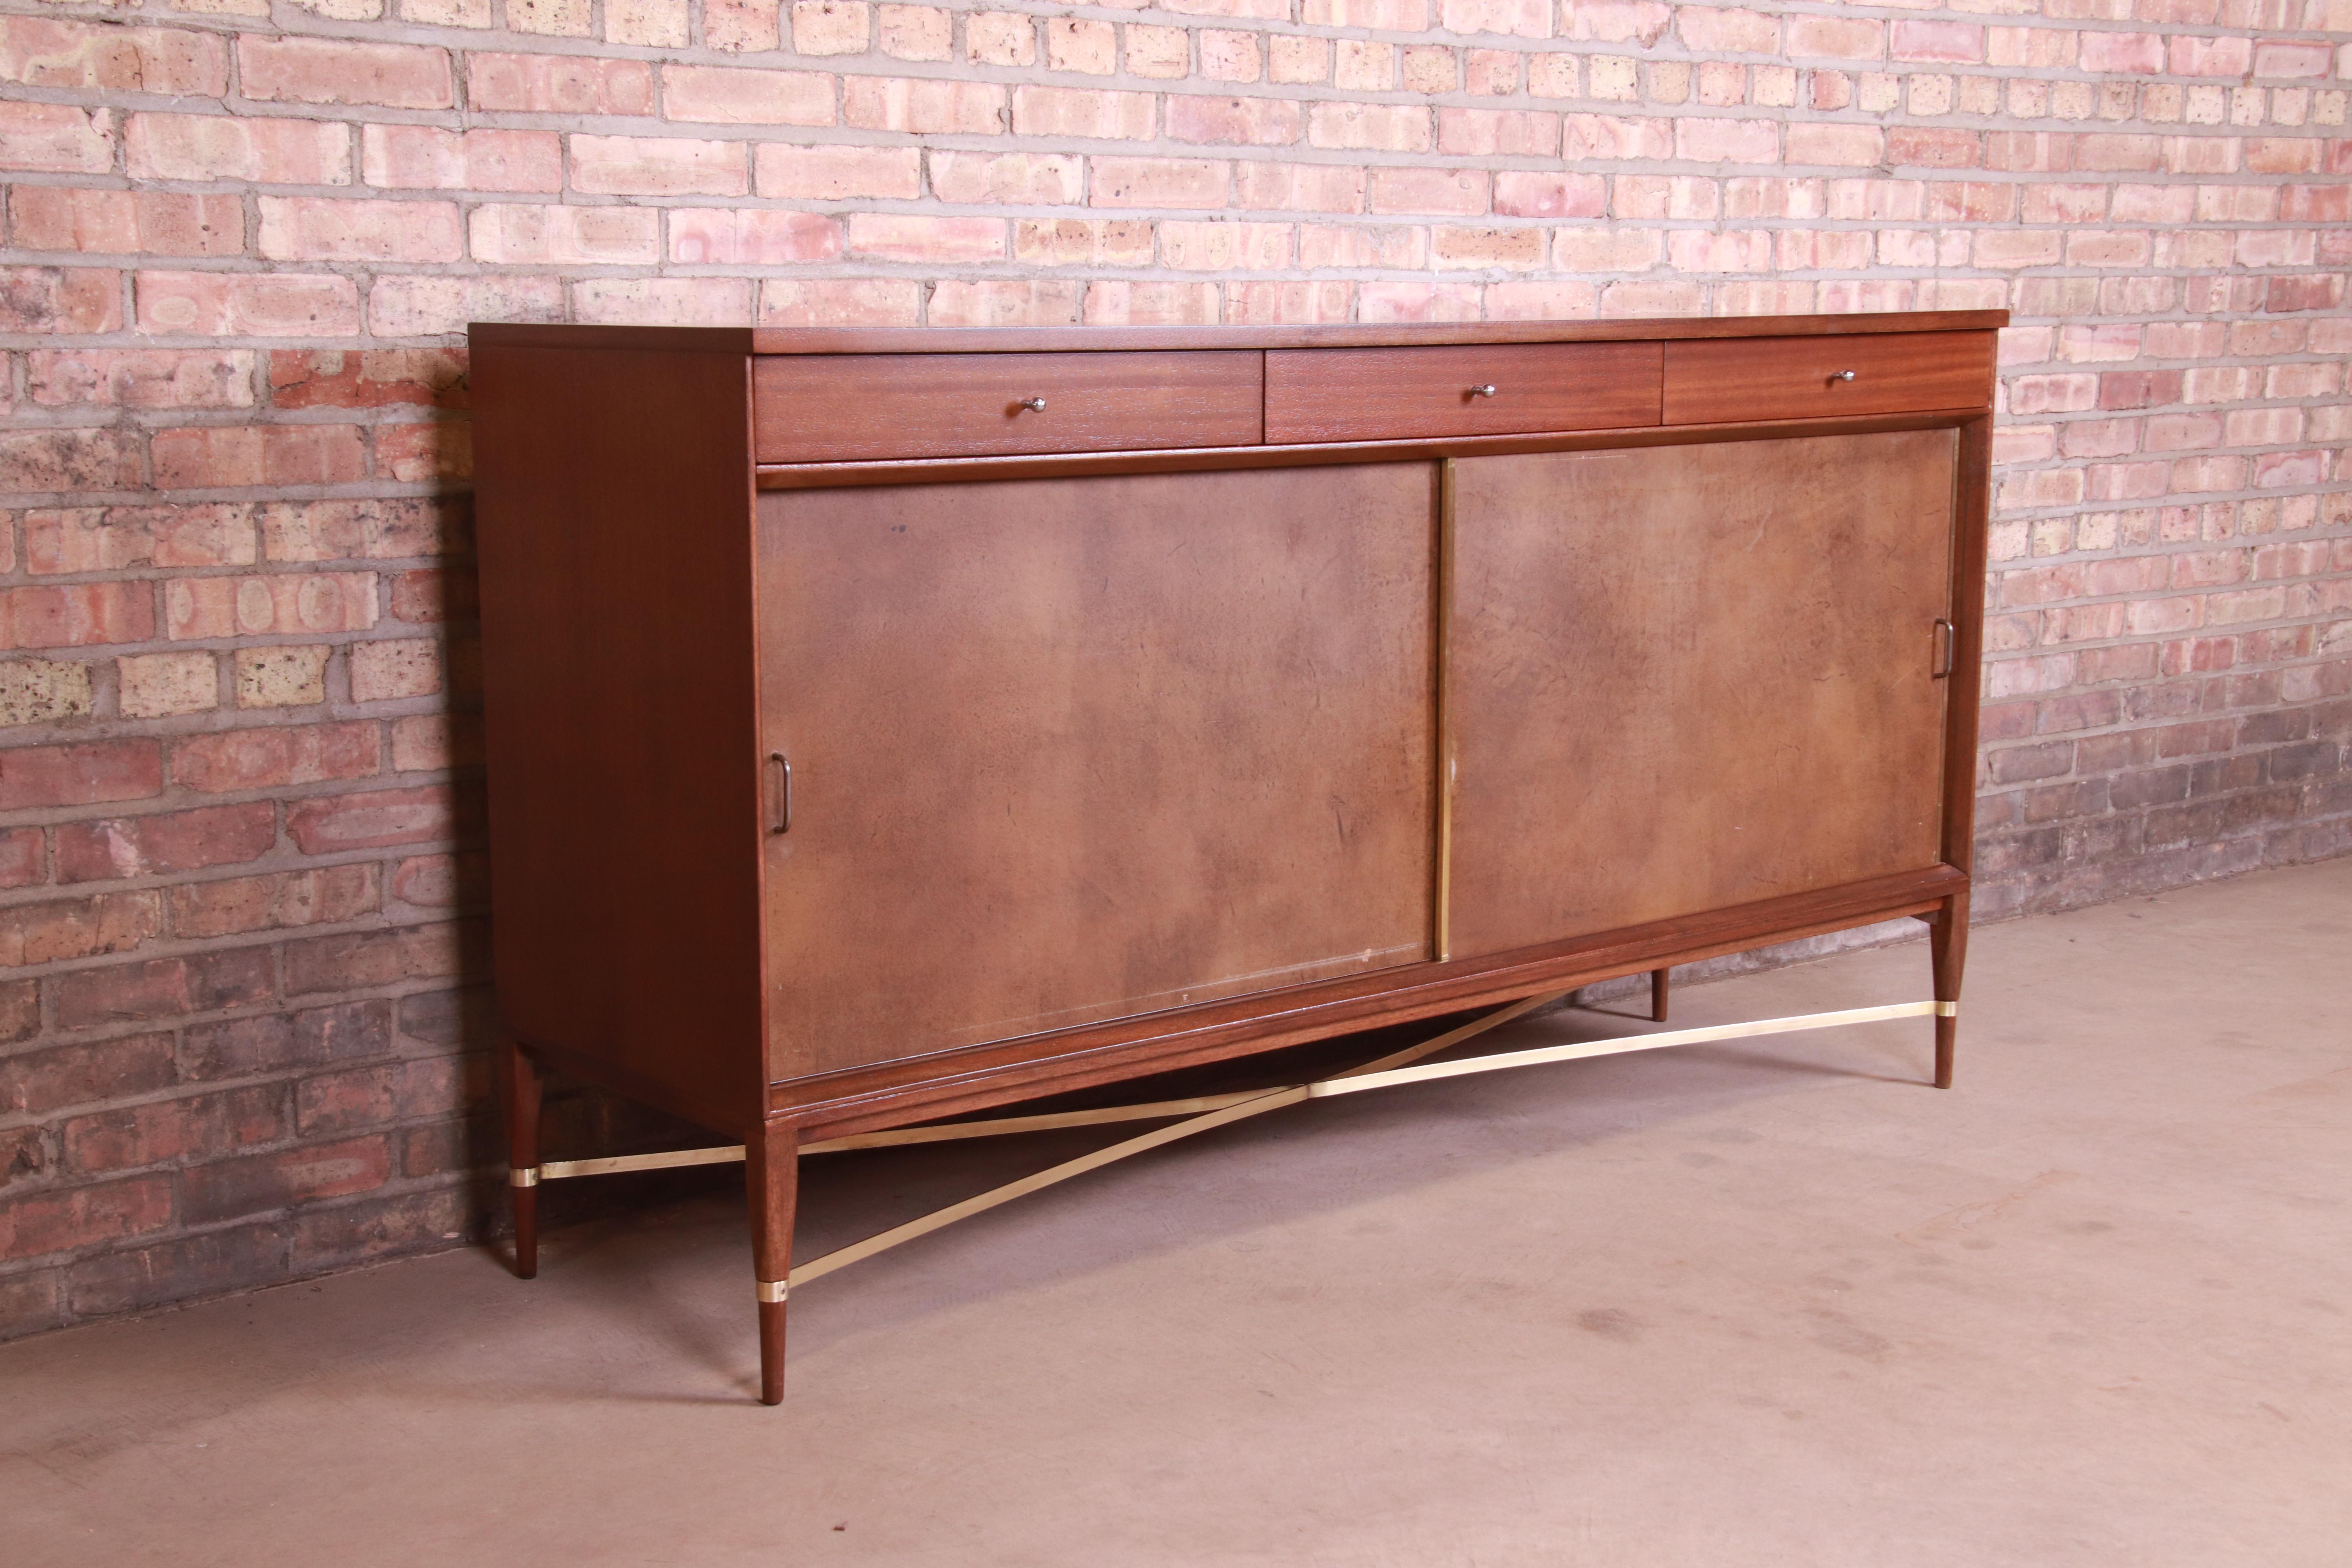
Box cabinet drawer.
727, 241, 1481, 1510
1663, 332, 1995, 425
1264, 342, 1660, 445
754, 350, 1262, 463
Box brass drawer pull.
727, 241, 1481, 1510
1834, 369, 1857, 382
1470, 384, 1497, 398
1932, 619, 1955, 677
1018, 396, 1047, 412
769, 752, 792, 833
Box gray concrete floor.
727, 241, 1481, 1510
4, 858, 2348, 1567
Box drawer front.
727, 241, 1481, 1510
754, 350, 1262, 463
1663, 331, 1995, 425
1264, 342, 1662, 445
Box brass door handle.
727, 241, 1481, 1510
769, 753, 792, 833
1931, 619, 1955, 678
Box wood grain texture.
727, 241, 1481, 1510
756, 463, 1438, 1082
470, 312, 2010, 356
1264, 342, 1661, 445
753, 350, 1261, 462
471, 339, 764, 1134
780, 863, 1966, 1135
1445, 430, 1958, 958
1663, 331, 1997, 425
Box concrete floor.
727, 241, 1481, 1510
4, 858, 2348, 1566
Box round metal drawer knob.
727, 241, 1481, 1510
1020, 396, 1047, 412
1834, 370, 1857, 381
1470, 384, 1498, 397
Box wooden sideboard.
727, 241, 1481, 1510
470, 311, 2003, 1403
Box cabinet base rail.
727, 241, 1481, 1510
514, 995, 1955, 1295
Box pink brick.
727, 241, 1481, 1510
572, 278, 754, 327
1303, 0, 1427, 23
843, 213, 1004, 262
0, 18, 227, 95
468, 205, 660, 266
926, 279, 1083, 327
1357, 281, 1482, 322
844, 77, 1004, 134
125, 114, 349, 186
0, 267, 121, 334
1564, 114, 1673, 162
1013, 86, 1156, 141
361, 127, 564, 193
150, 426, 366, 489
2167, 35, 2251, 76
259, 198, 463, 264
1787, 124, 1884, 167
0, 102, 113, 175
926, 151, 1080, 205
164, 573, 377, 641
1787, 16, 1883, 58
662, 66, 834, 126
1676, 119, 1779, 164
239, 38, 453, 110
1234, 162, 1366, 214
1437, 0, 1549, 36
1493, 172, 1606, 218
757, 143, 923, 199
1308, 103, 1432, 153
173, 722, 379, 793
27, 350, 254, 411
1368, 166, 1488, 216
2251, 40, 2332, 78
1090, 158, 1231, 208
1160, 221, 1292, 270
569, 136, 747, 196
467, 53, 652, 115
1167, 96, 1305, 147
1082, 281, 1221, 326
367, 276, 565, 338
1676, 5, 1781, 53
2079, 31, 2165, 73
1436, 109, 1559, 157
25, 504, 256, 573
706, 0, 781, 50
671, 209, 843, 264
9, 188, 242, 258
1891, 19, 1984, 62
136, 272, 359, 338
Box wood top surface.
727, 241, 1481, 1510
469, 310, 2010, 356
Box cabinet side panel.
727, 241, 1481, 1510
472, 342, 762, 1133
1448, 430, 1957, 958
757, 463, 1437, 1082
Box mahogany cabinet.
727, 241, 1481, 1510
470, 311, 2002, 1403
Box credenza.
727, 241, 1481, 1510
470, 311, 2002, 1403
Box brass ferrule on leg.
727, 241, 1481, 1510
509, 1167, 540, 1187
1934, 1001, 1958, 1018
756, 1279, 788, 1305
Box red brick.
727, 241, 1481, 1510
1167, 95, 1305, 147
172, 722, 381, 794
238, 38, 453, 111
0, 428, 142, 495
26, 348, 255, 411
0, 583, 154, 651
261, 499, 466, 563
360, 127, 563, 193
267, 350, 467, 413
842, 76, 1004, 133
183, 1000, 390, 1080
26, 504, 256, 574
756, 143, 924, 200
296, 1055, 469, 1137
290, 1186, 465, 1271
171, 864, 379, 940
0, 980, 36, 1044
66, 1223, 289, 1317
63, 1085, 282, 1174
0, 740, 160, 811
0, 101, 113, 175
0, 1176, 172, 1258
387, 568, 477, 626
55, 804, 272, 886
258, 197, 463, 264
0, 828, 44, 889
52, 948, 274, 1028
284, 920, 478, 995
0, 266, 119, 333
181, 1134, 389, 1224
670, 209, 843, 265
376, 423, 472, 485
0, 1033, 175, 1116
149, 425, 367, 490
0, 891, 160, 966
286, 785, 462, 855
163, 573, 376, 641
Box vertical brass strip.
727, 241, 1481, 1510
1433, 459, 1457, 963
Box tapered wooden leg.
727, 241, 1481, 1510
500, 1033, 545, 1279
1928, 891, 1968, 1090
1650, 967, 1670, 1023
746, 1121, 799, 1406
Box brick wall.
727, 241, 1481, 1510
2, 0, 2348, 1340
